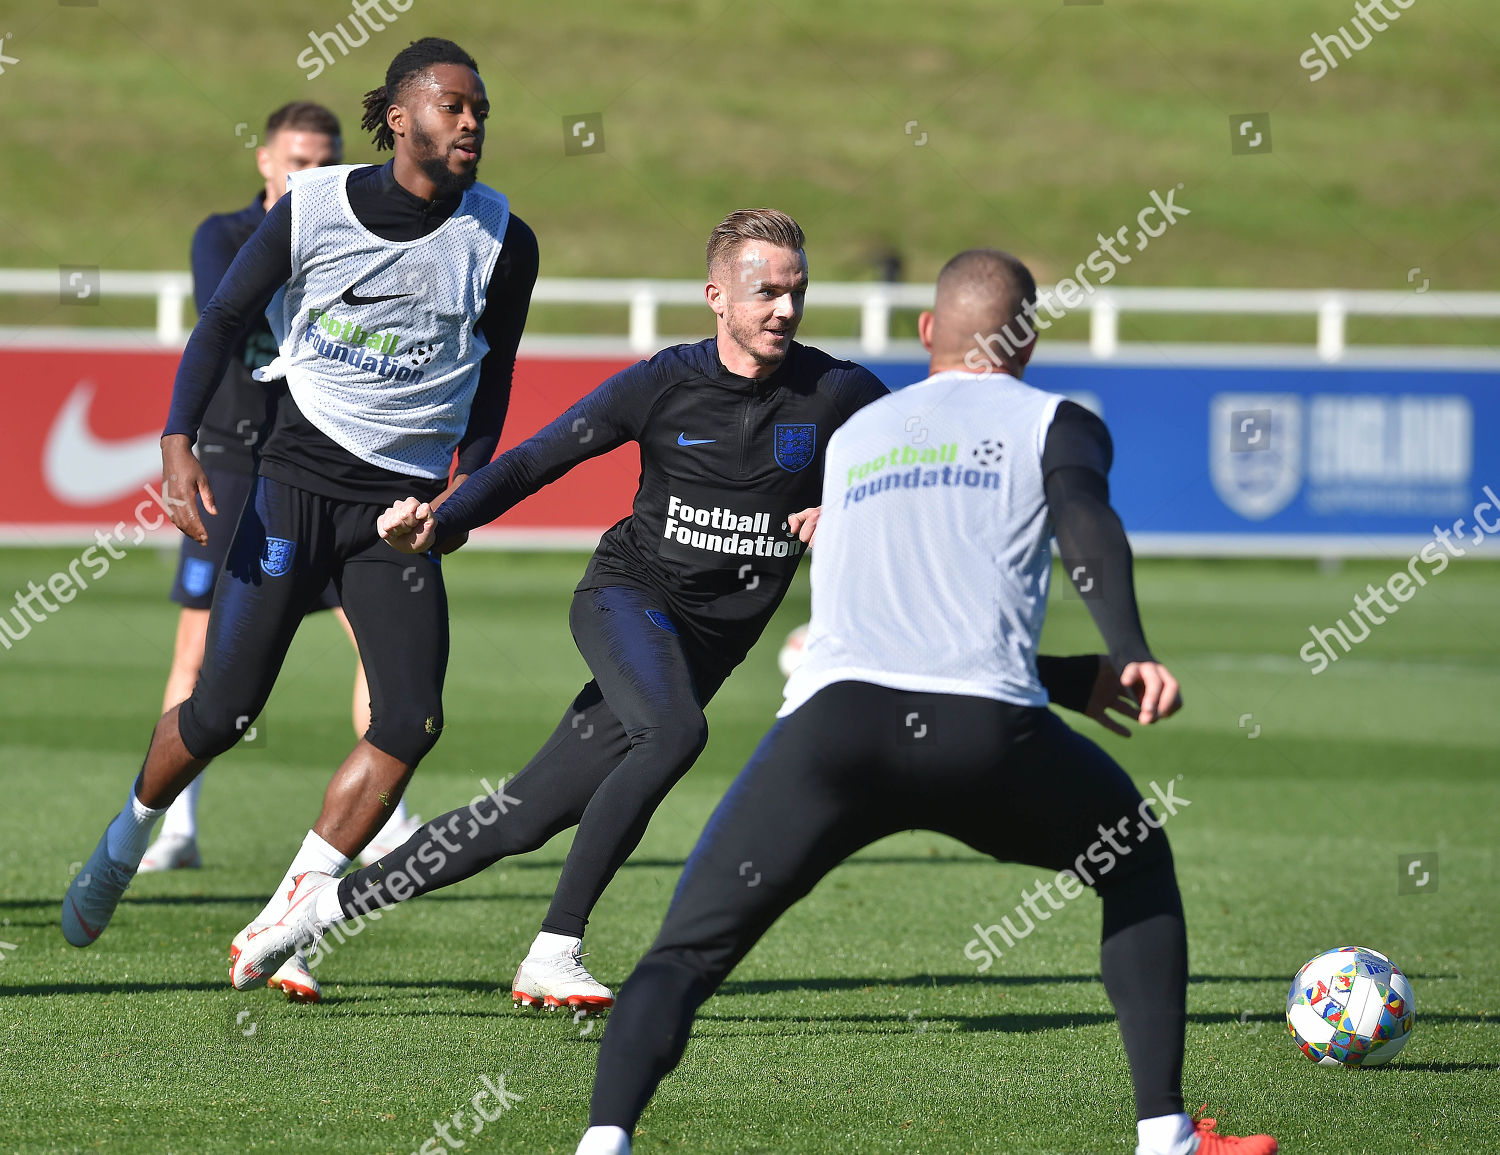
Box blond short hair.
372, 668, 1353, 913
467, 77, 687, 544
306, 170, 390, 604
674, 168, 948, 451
706, 208, 806, 279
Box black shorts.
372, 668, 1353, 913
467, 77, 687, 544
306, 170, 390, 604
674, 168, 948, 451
176, 475, 448, 766
170, 466, 339, 614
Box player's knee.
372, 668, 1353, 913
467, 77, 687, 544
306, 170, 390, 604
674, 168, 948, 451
631, 713, 709, 768
176, 694, 260, 760
624, 955, 716, 1020
1095, 853, 1183, 935
366, 702, 444, 766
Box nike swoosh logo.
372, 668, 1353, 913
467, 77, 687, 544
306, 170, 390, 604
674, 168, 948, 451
677, 433, 717, 446
341, 287, 413, 306
44, 382, 161, 506
68, 895, 102, 941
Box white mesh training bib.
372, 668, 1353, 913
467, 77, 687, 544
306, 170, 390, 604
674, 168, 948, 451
781, 370, 1065, 715
265, 164, 510, 479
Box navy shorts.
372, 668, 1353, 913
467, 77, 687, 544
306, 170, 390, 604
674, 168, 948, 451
175, 475, 449, 766
170, 466, 339, 614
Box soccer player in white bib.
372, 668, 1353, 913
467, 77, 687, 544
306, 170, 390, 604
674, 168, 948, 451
573, 251, 1277, 1155
138, 103, 428, 1002
60, 40, 538, 978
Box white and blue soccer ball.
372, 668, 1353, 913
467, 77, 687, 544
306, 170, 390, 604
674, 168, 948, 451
1286, 945, 1414, 1067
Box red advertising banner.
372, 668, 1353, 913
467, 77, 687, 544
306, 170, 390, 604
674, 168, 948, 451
0, 346, 640, 544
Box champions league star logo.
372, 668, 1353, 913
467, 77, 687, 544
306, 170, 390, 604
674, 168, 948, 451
773, 424, 816, 473
1209, 394, 1303, 521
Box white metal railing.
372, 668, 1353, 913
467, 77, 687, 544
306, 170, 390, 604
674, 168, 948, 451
2, 268, 1498, 361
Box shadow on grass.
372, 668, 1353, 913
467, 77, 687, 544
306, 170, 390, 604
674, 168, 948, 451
502, 855, 987, 871
0, 895, 270, 909
716, 973, 1335, 995
0, 980, 231, 997
2, 971, 1493, 1055
0, 977, 515, 1001
695, 1008, 1497, 1034
0, 891, 556, 914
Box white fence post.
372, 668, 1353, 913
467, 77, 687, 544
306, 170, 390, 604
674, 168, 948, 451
860, 288, 890, 356
1090, 296, 1119, 358
1316, 295, 1346, 362
156, 280, 188, 345
628, 287, 657, 353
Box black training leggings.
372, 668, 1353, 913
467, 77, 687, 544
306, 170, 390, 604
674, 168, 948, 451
338, 585, 728, 938
589, 681, 1189, 1132
177, 475, 448, 767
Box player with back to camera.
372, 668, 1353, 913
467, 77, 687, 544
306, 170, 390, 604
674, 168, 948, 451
230, 212, 1151, 1015
136, 100, 425, 1004
570, 251, 1280, 1155
61, 39, 539, 967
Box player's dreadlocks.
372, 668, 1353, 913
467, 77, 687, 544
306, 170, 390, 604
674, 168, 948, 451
361, 38, 479, 151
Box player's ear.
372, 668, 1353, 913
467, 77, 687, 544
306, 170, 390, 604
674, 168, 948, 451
386, 102, 405, 142
917, 310, 935, 352
704, 281, 727, 319
255, 146, 274, 183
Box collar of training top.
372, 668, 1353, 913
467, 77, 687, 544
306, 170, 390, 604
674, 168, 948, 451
705, 336, 798, 394
372, 159, 464, 213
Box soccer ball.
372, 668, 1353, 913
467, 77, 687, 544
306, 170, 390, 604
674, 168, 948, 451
1286, 945, 1414, 1066
777, 623, 809, 678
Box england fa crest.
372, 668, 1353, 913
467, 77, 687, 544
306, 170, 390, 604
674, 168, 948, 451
1209, 394, 1303, 521
773, 423, 816, 473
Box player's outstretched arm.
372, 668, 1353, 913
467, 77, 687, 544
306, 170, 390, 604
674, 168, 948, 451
422, 358, 658, 548
1042, 402, 1182, 726
422, 474, 471, 555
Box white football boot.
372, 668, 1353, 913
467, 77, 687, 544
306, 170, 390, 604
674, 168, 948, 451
512, 939, 614, 1012
267, 950, 322, 1003
576, 1125, 631, 1155
230, 872, 337, 991
138, 833, 201, 872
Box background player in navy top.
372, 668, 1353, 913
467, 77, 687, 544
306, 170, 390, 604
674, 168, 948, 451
61, 41, 538, 970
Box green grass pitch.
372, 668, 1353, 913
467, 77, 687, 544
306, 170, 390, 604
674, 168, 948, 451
0, 548, 1496, 1153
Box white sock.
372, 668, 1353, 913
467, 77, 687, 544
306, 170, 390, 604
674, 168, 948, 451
314, 880, 347, 926
253, 831, 350, 926
158, 776, 202, 841
576, 1125, 630, 1155
1136, 1112, 1196, 1155
105, 786, 167, 867
531, 930, 581, 958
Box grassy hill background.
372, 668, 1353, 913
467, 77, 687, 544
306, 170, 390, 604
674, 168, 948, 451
0, 0, 1495, 343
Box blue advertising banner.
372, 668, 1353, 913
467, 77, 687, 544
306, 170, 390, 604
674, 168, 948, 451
867, 357, 1500, 556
